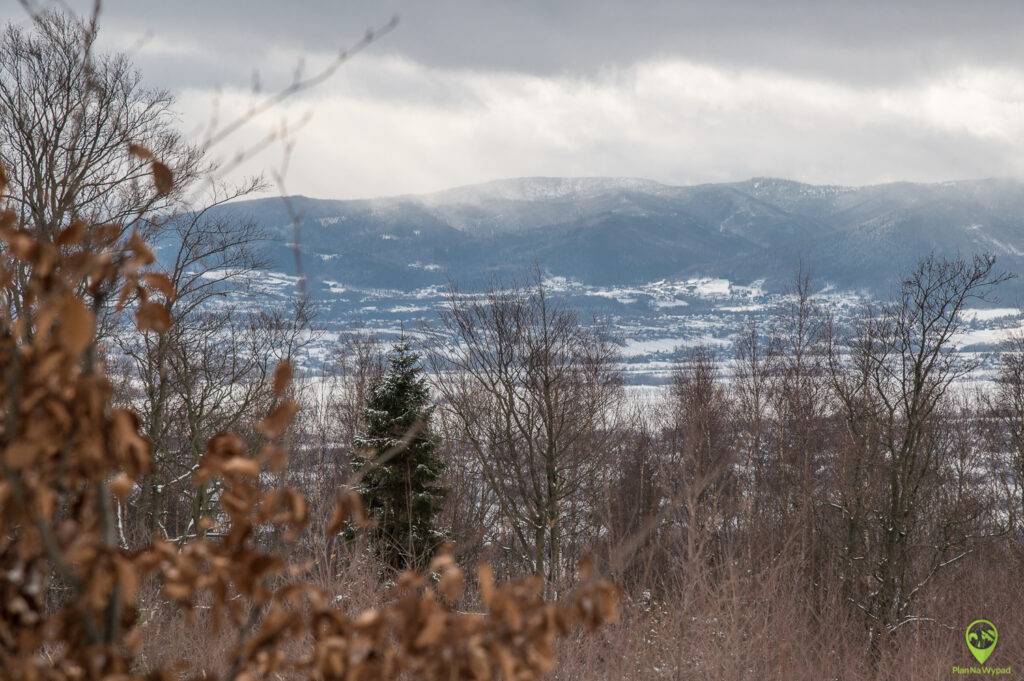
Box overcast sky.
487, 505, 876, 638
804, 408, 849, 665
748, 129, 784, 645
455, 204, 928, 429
7, 1, 1024, 199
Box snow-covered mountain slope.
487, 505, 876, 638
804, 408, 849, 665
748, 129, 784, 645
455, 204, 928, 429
193, 176, 1024, 298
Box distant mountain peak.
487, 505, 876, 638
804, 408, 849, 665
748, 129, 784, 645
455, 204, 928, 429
739, 177, 855, 200
416, 176, 673, 204
204, 176, 1024, 298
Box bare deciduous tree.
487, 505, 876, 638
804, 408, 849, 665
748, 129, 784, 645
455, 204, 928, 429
664, 346, 738, 568
429, 280, 622, 590
768, 268, 830, 577
826, 253, 1010, 653
989, 333, 1024, 533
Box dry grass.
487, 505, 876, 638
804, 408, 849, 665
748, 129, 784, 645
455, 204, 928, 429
556, 549, 1023, 680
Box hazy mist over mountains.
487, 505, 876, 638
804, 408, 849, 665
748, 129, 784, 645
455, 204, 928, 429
166, 175, 1024, 384
205, 176, 1024, 299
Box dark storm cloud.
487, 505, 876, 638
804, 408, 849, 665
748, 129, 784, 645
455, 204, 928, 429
10, 1, 1024, 87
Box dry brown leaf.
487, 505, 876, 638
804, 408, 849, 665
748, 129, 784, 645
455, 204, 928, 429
122, 626, 145, 655
354, 609, 382, 629
272, 361, 293, 397
94, 223, 122, 245
55, 221, 86, 247
415, 610, 447, 648
128, 231, 155, 265
109, 473, 134, 501
577, 554, 593, 581
127, 143, 153, 160
143, 272, 176, 301
467, 642, 492, 681
4, 440, 39, 469
326, 498, 349, 537
430, 552, 454, 571
288, 489, 307, 524
494, 644, 517, 681
3, 229, 36, 261
115, 281, 138, 312
136, 301, 172, 333
327, 490, 368, 535
439, 565, 465, 602
164, 582, 192, 601
58, 294, 95, 357
151, 160, 174, 196
115, 555, 140, 604
260, 444, 287, 472
478, 564, 495, 605
258, 400, 298, 438
110, 409, 150, 475
221, 456, 261, 478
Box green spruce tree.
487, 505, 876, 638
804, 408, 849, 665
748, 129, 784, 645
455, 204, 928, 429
354, 341, 446, 570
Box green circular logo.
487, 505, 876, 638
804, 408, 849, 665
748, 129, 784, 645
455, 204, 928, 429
965, 619, 998, 666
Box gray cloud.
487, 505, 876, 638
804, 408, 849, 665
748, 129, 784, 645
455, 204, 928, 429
28, 1, 1024, 85
5, 1, 1024, 197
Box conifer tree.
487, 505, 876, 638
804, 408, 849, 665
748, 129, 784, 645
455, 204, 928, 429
354, 341, 446, 570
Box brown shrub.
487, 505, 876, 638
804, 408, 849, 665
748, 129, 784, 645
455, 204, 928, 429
0, 158, 617, 680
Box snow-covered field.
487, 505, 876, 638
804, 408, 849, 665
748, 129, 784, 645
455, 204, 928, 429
191, 269, 1022, 385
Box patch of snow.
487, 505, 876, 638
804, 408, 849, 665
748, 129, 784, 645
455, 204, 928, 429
956, 323, 1024, 348
720, 304, 766, 313
541, 275, 574, 292
961, 308, 1019, 322
652, 299, 689, 309
621, 335, 731, 357
693, 278, 731, 297
408, 262, 442, 271
587, 290, 639, 305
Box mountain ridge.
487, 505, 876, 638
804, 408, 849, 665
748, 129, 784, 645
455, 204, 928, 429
196, 176, 1024, 298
